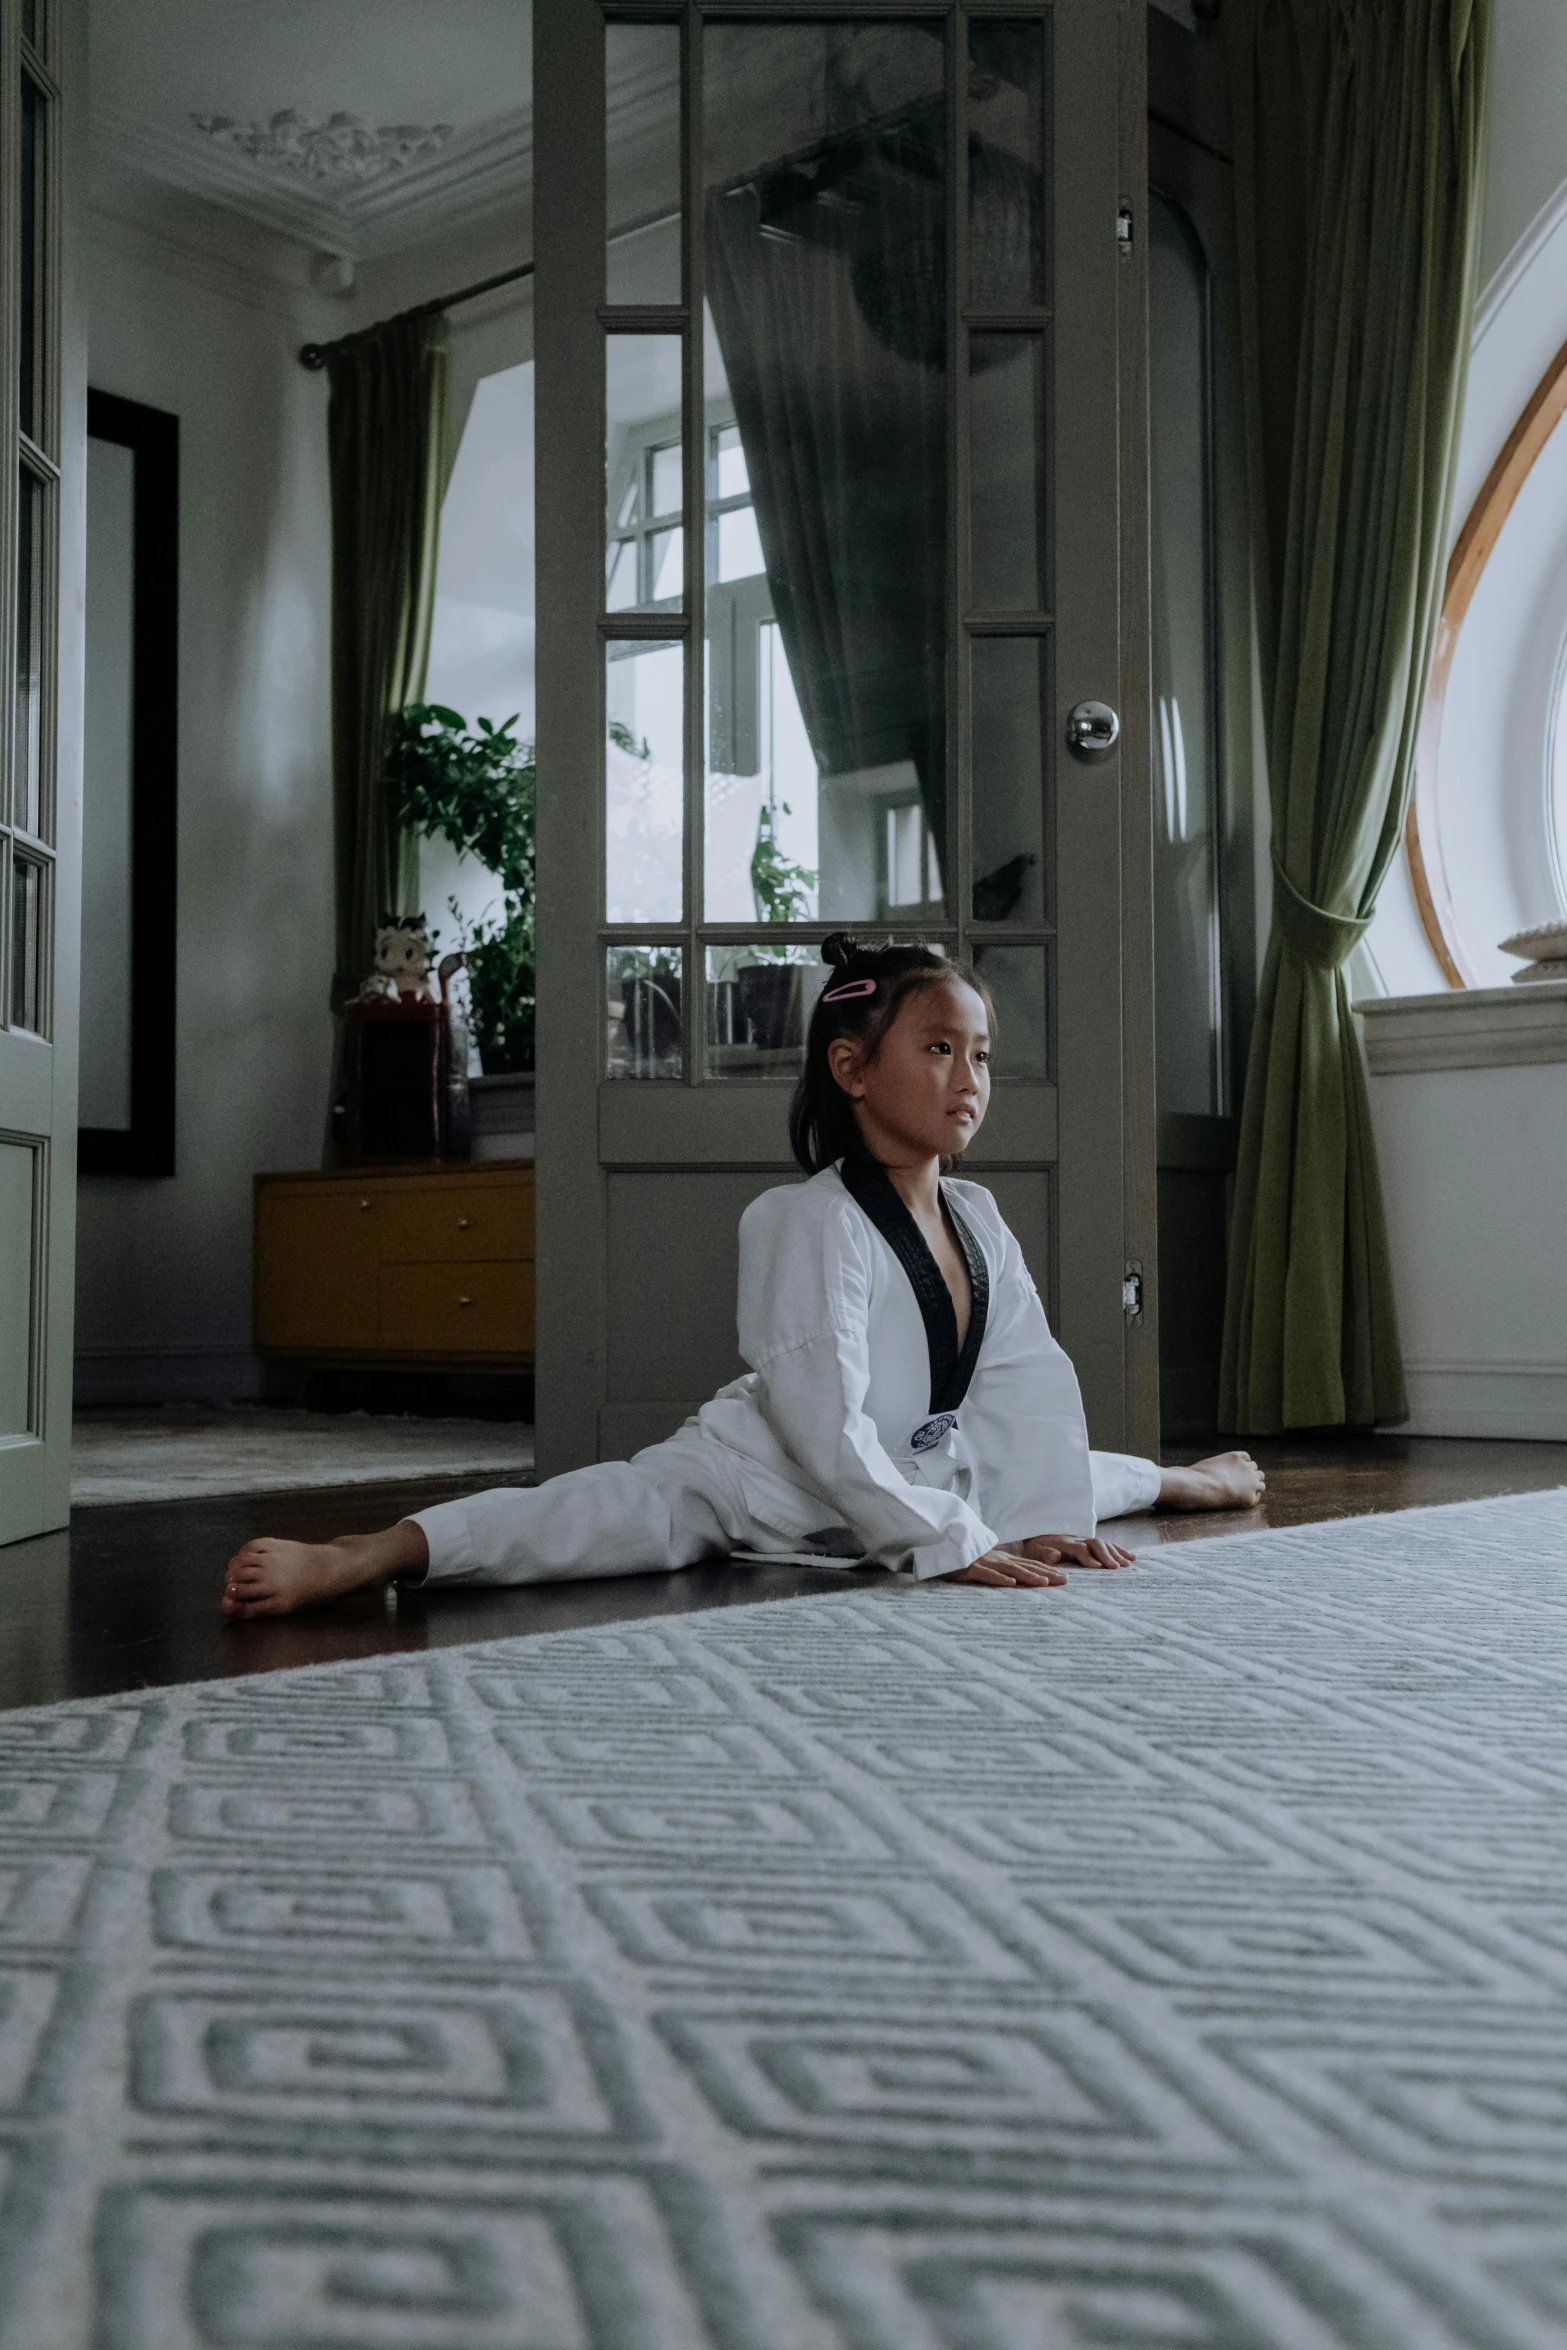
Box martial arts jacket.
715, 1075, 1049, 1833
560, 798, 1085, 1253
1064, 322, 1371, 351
690, 1156, 1098, 1580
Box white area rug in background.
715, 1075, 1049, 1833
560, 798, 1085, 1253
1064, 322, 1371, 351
3, 1488, 1567, 2346
71, 1408, 534, 1505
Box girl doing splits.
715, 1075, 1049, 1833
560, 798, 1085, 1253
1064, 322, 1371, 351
223, 938, 1263, 1617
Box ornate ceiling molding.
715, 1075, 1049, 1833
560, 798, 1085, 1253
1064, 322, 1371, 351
92, 100, 532, 262
189, 111, 455, 187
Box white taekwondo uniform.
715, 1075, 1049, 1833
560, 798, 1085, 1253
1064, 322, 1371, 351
409, 1157, 1162, 1587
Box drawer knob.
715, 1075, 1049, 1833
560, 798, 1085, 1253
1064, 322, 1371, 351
458, 1295, 474, 1308
457, 1216, 472, 1229
358, 1198, 371, 1211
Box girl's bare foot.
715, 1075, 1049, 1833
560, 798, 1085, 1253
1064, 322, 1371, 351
1158, 1451, 1266, 1512
221, 1522, 428, 1619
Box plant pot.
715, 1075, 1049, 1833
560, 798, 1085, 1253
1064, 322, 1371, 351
738, 963, 803, 1052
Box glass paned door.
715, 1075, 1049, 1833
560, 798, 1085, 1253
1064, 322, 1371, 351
0, 0, 81, 1545
533, 0, 1150, 1472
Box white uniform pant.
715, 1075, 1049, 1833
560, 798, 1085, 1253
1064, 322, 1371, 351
408, 1433, 1163, 1589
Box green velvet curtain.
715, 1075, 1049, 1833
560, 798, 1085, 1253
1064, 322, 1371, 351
1219, 0, 1489, 1433
326, 314, 449, 1005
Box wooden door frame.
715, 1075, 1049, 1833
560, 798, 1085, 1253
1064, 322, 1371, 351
533, 0, 1158, 1478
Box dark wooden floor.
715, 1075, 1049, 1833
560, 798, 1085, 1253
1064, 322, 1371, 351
2, 1433, 1564, 1713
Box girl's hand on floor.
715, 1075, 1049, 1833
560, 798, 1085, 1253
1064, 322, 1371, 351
942, 1547, 1070, 1587
1017, 1534, 1136, 1570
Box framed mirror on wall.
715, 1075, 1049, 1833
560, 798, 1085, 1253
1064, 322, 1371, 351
80, 388, 178, 1177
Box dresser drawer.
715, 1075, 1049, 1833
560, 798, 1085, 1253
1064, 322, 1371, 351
378, 1259, 534, 1355
255, 1187, 380, 1350
373, 1180, 534, 1264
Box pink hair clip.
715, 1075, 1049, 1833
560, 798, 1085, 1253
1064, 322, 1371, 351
821, 977, 877, 1002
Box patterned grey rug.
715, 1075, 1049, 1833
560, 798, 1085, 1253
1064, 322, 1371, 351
3, 1488, 1567, 2349
71, 1408, 534, 1506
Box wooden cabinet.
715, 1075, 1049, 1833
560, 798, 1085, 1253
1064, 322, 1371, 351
255, 1162, 535, 1365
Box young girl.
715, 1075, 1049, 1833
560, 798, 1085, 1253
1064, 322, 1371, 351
223, 938, 1263, 1617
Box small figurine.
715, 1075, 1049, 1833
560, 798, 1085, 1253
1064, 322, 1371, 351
358, 914, 442, 1004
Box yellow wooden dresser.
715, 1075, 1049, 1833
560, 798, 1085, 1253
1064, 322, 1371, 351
254, 1161, 535, 1366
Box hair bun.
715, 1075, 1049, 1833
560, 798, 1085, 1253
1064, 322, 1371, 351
821, 932, 860, 969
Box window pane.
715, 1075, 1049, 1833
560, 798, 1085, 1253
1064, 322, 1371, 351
606, 639, 684, 922
703, 22, 948, 924
971, 942, 1047, 1080
607, 945, 683, 1080
607, 22, 681, 304
971, 637, 1046, 924
705, 942, 824, 1081
606, 335, 683, 614
20, 80, 42, 443
14, 471, 43, 837
970, 334, 1048, 610
10, 853, 45, 1034
1150, 194, 1222, 1116
968, 21, 1048, 309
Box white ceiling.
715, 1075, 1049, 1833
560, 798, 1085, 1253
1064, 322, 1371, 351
91, 0, 532, 262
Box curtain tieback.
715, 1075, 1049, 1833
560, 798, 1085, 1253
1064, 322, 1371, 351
1270, 855, 1371, 971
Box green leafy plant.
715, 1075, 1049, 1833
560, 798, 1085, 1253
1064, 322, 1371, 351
385, 703, 537, 1073
750, 800, 818, 938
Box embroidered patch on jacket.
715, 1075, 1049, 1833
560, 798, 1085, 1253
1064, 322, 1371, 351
910, 1413, 958, 1452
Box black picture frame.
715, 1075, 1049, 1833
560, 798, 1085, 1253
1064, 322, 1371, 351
79, 389, 179, 1178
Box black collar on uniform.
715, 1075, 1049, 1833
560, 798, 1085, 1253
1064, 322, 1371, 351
839, 1149, 989, 1413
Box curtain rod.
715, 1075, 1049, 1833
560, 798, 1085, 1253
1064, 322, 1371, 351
297, 259, 535, 371
297, 201, 685, 371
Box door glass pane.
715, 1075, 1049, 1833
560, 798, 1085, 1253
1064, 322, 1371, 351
971, 637, 1046, 923
14, 470, 43, 836
971, 941, 1048, 1079
605, 639, 684, 922
968, 20, 1047, 309
19, 80, 42, 444
606, 334, 682, 614
1149, 194, 1221, 1117
0, 1143, 35, 1437
10, 853, 45, 1033
703, 22, 948, 924
607, 21, 681, 304
606, 944, 682, 1079
705, 942, 824, 1081
83, 435, 136, 1129
970, 333, 1048, 610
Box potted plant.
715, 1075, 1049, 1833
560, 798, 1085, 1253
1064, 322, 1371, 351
385, 703, 537, 1076
741, 802, 818, 1049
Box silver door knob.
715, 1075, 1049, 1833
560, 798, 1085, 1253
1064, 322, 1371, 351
1066, 700, 1120, 760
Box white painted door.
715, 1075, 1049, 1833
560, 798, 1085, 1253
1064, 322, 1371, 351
0, 0, 84, 1546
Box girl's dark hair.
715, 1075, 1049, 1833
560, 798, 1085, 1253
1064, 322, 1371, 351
787, 933, 995, 1174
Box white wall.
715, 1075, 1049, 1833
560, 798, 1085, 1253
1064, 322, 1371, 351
74, 216, 338, 1403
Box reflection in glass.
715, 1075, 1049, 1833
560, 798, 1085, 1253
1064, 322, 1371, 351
20, 82, 41, 444
971, 334, 1047, 610
968, 20, 1047, 309
606, 945, 683, 1080
1149, 194, 1221, 1118
606, 334, 682, 613
972, 942, 1047, 1080
605, 640, 684, 923
10, 853, 44, 1033
607, 22, 681, 304
971, 638, 1046, 923
703, 23, 948, 924
705, 943, 825, 1081
14, 472, 42, 836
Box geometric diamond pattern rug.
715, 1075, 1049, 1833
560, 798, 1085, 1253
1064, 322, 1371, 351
2, 1488, 1565, 2348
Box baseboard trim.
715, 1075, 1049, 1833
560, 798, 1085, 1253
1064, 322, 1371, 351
73, 1346, 273, 1410
1396, 1359, 1567, 1442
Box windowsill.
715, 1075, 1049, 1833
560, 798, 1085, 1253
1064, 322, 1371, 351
1355, 980, 1567, 1074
